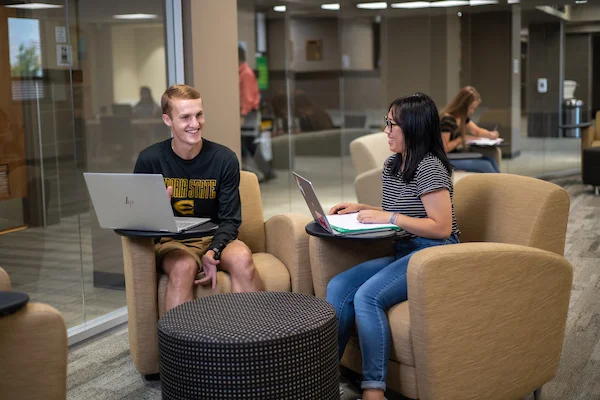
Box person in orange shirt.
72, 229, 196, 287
239, 45, 272, 181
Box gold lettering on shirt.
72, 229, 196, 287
164, 178, 217, 200
188, 179, 216, 199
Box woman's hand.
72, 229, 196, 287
487, 130, 499, 139
357, 210, 393, 224
329, 203, 364, 215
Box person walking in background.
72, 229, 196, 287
440, 86, 500, 173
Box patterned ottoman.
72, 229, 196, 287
583, 146, 600, 196
157, 292, 339, 399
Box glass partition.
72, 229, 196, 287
0, 0, 168, 329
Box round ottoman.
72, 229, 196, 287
157, 292, 339, 399
582, 146, 600, 195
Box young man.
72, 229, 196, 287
134, 84, 264, 311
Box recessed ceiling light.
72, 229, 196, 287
321, 3, 340, 10
357, 2, 388, 9
113, 13, 158, 20
273, 5, 287, 12
429, 1, 469, 6
469, 0, 498, 4
575, 0, 587, 3
391, 2, 430, 8
5, 3, 63, 9
507, 0, 520, 4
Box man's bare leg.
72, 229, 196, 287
162, 250, 198, 311
219, 240, 264, 292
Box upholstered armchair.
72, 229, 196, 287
581, 111, 600, 152
122, 171, 313, 376
0, 267, 68, 400
349, 132, 485, 206
309, 173, 572, 400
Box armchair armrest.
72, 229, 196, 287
0, 303, 67, 400
265, 212, 314, 294
0, 267, 10, 291
354, 167, 383, 207
121, 236, 159, 375
309, 236, 395, 298
408, 242, 572, 400
582, 124, 595, 150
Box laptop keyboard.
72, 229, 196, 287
175, 220, 198, 231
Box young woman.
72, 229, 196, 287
327, 93, 460, 400
440, 86, 500, 173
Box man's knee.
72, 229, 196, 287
222, 241, 255, 278
163, 252, 197, 286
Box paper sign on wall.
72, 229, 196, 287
55, 26, 67, 43
56, 44, 71, 67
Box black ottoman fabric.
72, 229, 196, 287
583, 147, 600, 186
157, 292, 339, 400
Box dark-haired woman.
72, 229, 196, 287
327, 93, 460, 400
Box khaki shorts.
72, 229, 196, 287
155, 236, 214, 272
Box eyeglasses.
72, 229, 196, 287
384, 116, 399, 130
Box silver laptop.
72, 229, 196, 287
83, 173, 210, 233
293, 172, 394, 237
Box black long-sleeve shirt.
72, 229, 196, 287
133, 138, 241, 251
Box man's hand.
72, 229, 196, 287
357, 210, 393, 224
196, 250, 219, 289
329, 203, 364, 215
167, 186, 173, 201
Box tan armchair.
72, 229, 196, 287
581, 111, 600, 152
349, 132, 491, 206
0, 267, 68, 400
122, 171, 313, 376
309, 173, 572, 400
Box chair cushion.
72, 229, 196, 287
158, 252, 291, 317
591, 140, 600, 148
388, 301, 415, 367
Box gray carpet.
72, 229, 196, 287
67, 177, 600, 400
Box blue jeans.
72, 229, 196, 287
451, 156, 500, 173
326, 233, 459, 391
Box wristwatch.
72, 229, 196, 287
210, 244, 225, 260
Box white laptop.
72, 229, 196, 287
83, 173, 210, 233
292, 172, 398, 237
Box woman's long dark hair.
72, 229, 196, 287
387, 93, 453, 182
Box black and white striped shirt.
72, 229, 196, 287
382, 153, 459, 240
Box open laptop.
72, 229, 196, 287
293, 172, 397, 237
83, 173, 210, 233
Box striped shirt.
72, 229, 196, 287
382, 154, 459, 240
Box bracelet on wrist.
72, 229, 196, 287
389, 212, 399, 225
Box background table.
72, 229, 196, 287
157, 292, 339, 399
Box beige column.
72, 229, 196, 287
182, 0, 241, 160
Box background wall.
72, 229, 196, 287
111, 24, 166, 106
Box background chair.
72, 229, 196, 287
0, 267, 68, 400
309, 173, 572, 400
581, 111, 600, 152
349, 133, 485, 206
122, 171, 313, 376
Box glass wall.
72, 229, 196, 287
0, 0, 168, 329
237, 0, 594, 219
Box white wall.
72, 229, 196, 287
111, 24, 166, 105
341, 18, 374, 71
289, 17, 340, 71
237, 4, 256, 69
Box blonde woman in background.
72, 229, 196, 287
439, 86, 500, 173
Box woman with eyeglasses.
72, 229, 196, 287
440, 86, 500, 173
327, 93, 460, 400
